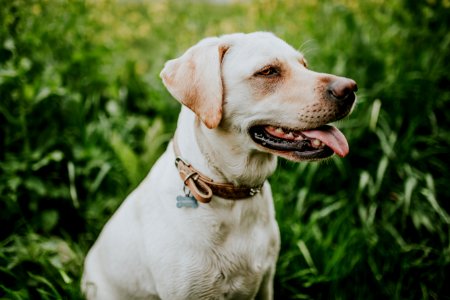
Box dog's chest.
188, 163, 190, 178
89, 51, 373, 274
158, 203, 279, 299
183, 227, 276, 298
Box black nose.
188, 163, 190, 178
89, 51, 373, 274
328, 78, 358, 102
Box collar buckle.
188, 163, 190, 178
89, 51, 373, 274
173, 134, 264, 203
249, 187, 261, 196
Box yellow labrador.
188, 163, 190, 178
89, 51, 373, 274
82, 32, 357, 300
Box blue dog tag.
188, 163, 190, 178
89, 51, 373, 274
176, 195, 199, 208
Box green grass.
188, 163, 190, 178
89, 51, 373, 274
1, 0, 449, 299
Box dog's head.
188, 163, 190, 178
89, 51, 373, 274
161, 32, 357, 162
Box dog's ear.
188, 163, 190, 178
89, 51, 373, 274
160, 38, 229, 129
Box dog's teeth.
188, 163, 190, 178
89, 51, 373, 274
312, 139, 321, 147
275, 127, 284, 134
285, 132, 294, 139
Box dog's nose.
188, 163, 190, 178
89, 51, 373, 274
328, 78, 358, 102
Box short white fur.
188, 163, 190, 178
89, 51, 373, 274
82, 32, 354, 300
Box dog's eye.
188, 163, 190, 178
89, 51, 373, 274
256, 66, 279, 77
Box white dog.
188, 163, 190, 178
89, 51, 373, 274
82, 32, 357, 300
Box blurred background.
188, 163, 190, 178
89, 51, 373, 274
1, 0, 449, 299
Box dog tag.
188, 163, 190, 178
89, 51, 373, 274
176, 195, 199, 208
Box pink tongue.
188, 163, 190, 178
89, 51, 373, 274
302, 126, 349, 157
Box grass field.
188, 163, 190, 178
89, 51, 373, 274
1, 0, 449, 299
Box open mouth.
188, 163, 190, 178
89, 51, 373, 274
249, 124, 349, 160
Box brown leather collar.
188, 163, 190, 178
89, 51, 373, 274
173, 134, 262, 203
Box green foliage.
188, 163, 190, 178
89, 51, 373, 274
1, 0, 449, 299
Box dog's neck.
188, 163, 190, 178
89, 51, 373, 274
175, 108, 278, 187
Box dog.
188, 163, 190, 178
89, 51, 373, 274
82, 32, 357, 300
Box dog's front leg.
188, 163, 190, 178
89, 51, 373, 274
255, 265, 276, 300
